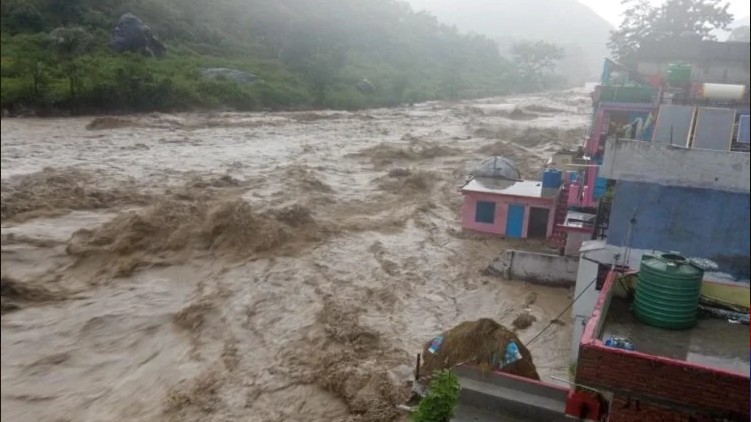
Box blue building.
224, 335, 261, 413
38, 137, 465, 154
569, 41, 751, 362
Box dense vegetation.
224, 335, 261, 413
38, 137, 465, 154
608, 0, 733, 65
0, 0, 566, 114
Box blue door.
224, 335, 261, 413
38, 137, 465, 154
506, 204, 525, 238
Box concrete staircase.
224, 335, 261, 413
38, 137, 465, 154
548, 183, 570, 250
452, 366, 569, 422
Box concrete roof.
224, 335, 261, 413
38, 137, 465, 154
462, 177, 558, 198
563, 211, 596, 229
600, 138, 751, 194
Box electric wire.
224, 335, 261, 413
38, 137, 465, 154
526, 276, 599, 347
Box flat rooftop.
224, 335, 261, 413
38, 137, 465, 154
600, 297, 750, 376
562, 211, 595, 229
462, 177, 558, 198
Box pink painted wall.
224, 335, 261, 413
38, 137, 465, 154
568, 183, 581, 207
584, 169, 598, 208
462, 191, 557, 238
567, 182, 597, 208
586, 108, 605, 155
573, 107, 606, 208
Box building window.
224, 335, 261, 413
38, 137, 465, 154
475, 201, 496, 224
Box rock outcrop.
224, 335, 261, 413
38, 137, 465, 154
111, 13, 166, 57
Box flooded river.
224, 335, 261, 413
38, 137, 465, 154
1, 89, 591, 422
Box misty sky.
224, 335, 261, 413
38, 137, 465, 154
578, 0, 749, 26
408, 0, 750, 27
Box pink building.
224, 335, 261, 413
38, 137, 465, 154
567, 102, 655, 210
461, 178, 558, 239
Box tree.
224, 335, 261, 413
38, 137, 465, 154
1, 0, 46, 33
50, 27, 94, 98
510, 40, 565, 89
412, 370, 461, 422
5, 33, 53, 101
303, 48, 347, 105
608, 0, 733, 64
47, 0, 84, 26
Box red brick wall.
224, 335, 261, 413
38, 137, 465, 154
576, 343, 750, 420
608, 396, 700, 422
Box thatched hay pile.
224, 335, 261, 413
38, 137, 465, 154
419, 318, 540, 380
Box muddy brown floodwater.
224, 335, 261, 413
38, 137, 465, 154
1, 89, 591, 422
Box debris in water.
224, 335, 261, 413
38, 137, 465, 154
272, 204, 314, 226
387, 168, 411, 178
377, 171, 436, 194
512, 312, 537, 330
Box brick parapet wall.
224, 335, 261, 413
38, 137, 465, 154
575, 272, 750, 421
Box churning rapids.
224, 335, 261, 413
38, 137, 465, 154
1, 88, 591, 422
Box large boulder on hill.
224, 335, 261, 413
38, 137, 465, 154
110, 13, 166, 57
200, 68, 258, 84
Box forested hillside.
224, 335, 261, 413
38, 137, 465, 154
0, 0, 564, 114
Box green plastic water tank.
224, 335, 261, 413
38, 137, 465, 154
599, 86, 655, 103
666, 63, 692, 83
633, 253, 704, 330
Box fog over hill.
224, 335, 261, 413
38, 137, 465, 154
407, 0, 614, 83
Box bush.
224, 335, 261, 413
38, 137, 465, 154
412, 370, 461, 422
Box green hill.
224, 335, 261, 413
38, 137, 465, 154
1, 0, 557, 114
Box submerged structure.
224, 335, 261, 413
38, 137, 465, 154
461, 157, 565, 240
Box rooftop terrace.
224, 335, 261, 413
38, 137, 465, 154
577, 270, 751, 421
600, 296, 750, 376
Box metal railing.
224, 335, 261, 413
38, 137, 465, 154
591, 198, 612, 241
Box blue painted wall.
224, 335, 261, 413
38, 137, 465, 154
607, 181, 750, 278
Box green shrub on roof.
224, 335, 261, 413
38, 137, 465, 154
412, 370, 461, 422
